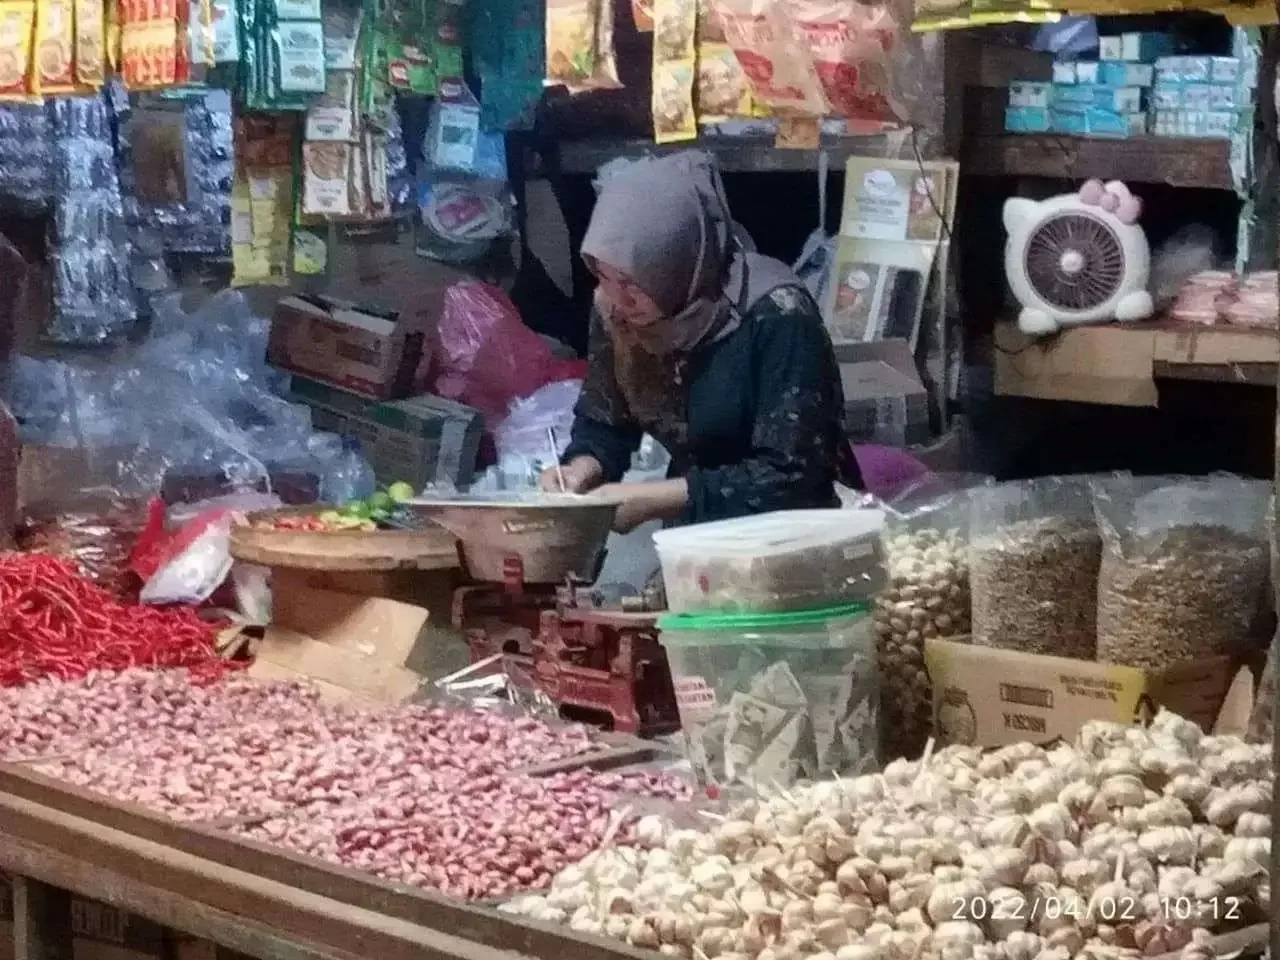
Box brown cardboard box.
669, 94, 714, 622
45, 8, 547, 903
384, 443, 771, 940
286, 376, 482, 489
267, 295, 427, 399
835, 340, 931, 447
925, 639, 1241, 748
994, 322, 1279, 407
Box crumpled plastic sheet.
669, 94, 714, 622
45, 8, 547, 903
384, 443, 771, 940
116, 84, 234, 256
5, 289, 375, 506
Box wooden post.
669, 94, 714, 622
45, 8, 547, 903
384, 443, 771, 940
11, 878, 71, 960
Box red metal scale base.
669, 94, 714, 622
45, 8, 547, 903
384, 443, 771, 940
451, 564, 679, 737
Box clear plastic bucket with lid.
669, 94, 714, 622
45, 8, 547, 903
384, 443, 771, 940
658, 602, 879, 788
652, 508, 886, 614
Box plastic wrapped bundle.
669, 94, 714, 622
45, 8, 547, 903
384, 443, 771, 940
48, 95, 137, 345
0, 102, 53, 210
117, 87, 234, 256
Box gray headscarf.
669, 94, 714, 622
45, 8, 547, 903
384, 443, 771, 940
576, 151, 801, 462
581, 151, 797, 356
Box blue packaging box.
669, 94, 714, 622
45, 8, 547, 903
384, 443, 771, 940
1051, 107, 1147, 138
1155, 55, 1212, 83
1099, 32, 1175, 63
1009, 81, 1053, 108
1005, 106, 1052, 133
1051, 84, 1144, 113
1096, 61, 1154, 88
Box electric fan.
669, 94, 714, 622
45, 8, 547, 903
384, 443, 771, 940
1003, 180, 1154, 336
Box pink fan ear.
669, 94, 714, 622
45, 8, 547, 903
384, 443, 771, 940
1100, 191, 1121, 213
1102, 180, 1142, 223
1079, 179, 1105, 205
1115, 195, 1142, 224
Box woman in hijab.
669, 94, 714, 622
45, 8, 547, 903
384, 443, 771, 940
541, 150, 850, 533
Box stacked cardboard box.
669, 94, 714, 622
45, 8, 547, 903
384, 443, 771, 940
286, 375, 483, 491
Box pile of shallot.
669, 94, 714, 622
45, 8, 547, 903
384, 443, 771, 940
505, 710, 1270, 960
0, 669, 690, 900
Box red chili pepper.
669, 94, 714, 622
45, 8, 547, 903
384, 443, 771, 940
0, 553, 236, 687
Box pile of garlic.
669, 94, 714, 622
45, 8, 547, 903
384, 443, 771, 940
503, 710, 1270, 960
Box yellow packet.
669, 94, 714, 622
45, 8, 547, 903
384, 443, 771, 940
0, 0, 36, 100
73, 0, 103, 87
912, 9, 1059, 30
652, 0, 695, 142
32, 0, 75, 93
103, 0, 118, 72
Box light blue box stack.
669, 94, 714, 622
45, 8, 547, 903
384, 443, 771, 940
1150, 56, 1250, 140
1005, 32, 1170, 139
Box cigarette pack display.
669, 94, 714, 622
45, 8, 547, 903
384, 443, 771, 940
1099, 31, 1173, 63
1052, 83, 1143, 113
1005, 106, 1051, 133
1008, 80, 1052, 108
1096, 61, 1153, 88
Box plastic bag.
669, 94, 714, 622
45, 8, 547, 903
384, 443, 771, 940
431, 282, 586, 422
139, 508, 235, 606
494, 380, 583, 461
1092, 474, 1271, 670
545, 0, 621, 93
709, 0, 827, 115
969, 476, 1101, 659
788, 0, 907, 130
875, 477, 986, 759
17, 493, 150, 599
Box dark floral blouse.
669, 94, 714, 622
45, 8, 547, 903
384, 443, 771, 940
562, 285, 848, 525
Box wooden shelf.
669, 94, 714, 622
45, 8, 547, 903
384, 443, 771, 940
995, 321, 1276, 406
549, 131, 909, 175
962, 134, 1235, 190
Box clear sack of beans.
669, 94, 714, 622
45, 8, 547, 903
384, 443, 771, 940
1092, 473, 1271, 670
875, 474, 987, 760
969, 476, 1101, 659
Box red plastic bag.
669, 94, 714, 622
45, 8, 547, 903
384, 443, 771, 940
787, 0, 905, 131
429, 282, 585, 423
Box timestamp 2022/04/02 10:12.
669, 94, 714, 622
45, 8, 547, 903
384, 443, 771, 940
947, 894, 1247, 924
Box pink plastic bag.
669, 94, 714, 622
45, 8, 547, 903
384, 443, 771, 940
428, 282, 585, 423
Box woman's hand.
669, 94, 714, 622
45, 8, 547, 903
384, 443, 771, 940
592, 479, 687, 533
540, 456, 604, 494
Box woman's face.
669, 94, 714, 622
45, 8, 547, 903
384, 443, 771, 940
592, 260, 665, 332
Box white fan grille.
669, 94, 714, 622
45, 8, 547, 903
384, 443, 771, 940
1022, 210, 1125, 313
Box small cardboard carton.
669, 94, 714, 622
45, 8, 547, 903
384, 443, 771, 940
834, 340, 931, 447
924, 638, 1242, 748
287, 376, 482, 489
268, 295, 427, 399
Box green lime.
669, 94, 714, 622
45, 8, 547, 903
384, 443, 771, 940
387, 481, 415, 503
343, 499, 372, 518
369, 491, 394, 512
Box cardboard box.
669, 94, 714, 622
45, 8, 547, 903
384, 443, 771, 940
835, 340, 931, 446
925, 639, 1242, 748
994, 322, 1280, 407
287, 376, 482, 489
268, 295, 427, 399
